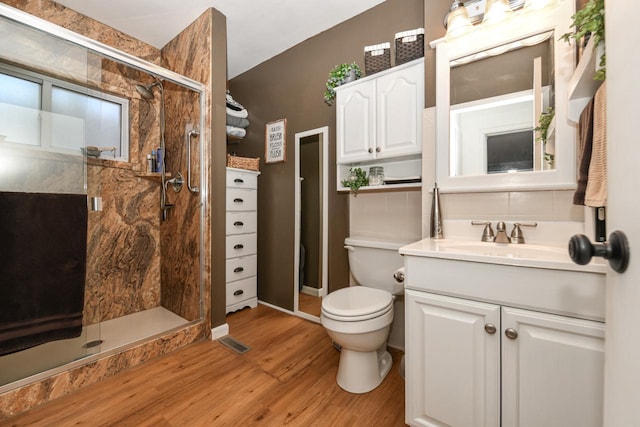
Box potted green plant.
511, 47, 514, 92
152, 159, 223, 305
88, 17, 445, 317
534, 106, 555, 168
341, 167, 368, 194
560, 0, 605, 80
324, 62, 362, 106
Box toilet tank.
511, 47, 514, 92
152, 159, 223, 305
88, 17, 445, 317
345, 236, 410, 295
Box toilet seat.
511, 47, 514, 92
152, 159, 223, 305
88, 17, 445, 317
322, 287, 393, 322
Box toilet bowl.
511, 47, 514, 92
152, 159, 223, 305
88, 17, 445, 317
320, 236, 407, 394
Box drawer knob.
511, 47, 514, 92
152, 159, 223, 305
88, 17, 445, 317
234, 178, 244, 184
233, 244, 244, 250
233, 221, 244, 227
233, 290, 244, 296
233, 198, 244, 203
233, 267, 244, 273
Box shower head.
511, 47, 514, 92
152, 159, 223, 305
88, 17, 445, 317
135, 80, 162, 100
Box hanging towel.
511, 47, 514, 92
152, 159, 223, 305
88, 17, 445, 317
573, 98, 594, 205
585, 82, 607, 207
0, 192, 88, 356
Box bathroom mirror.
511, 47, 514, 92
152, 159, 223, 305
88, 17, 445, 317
432, 1, 576, 192
294, 126, 329, 323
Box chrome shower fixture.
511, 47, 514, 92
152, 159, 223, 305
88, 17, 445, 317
135, 79, 163, 100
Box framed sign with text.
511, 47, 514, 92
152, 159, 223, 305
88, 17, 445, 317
265, 119, 286, 163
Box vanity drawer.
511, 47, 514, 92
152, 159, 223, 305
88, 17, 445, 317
226, 212, 257, 235
227, 169, 258, 189
226, 277, 257, 305
226, 255, 257, 282
226, 188, 257, 211
226, 234, 257, 259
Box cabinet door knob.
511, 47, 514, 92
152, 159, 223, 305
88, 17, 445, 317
233, 267, 244, 273
484, 323, 497, 335
233, 290, 244, 296
505, 328, 518, 340
368, 147, 373, 153
376, 147, 381, 153
233, 244, 244, 250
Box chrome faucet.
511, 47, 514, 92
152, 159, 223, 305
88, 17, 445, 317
494, 221, 510, 243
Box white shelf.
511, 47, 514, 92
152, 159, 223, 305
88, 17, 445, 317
337, 157, 422, 192
567, 36, 605, 124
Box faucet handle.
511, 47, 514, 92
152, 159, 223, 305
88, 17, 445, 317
510, 222, 538, 244
471, 221, 495, 242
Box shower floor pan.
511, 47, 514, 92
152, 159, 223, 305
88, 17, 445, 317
0, 307, 188, 390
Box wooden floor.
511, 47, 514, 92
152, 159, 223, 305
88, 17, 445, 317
298, 292, 322, 317
5, 305, 406, 426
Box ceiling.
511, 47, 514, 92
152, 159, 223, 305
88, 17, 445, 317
54, 0, 386, 79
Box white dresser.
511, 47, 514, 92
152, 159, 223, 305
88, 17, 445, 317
225, 167, 260, 313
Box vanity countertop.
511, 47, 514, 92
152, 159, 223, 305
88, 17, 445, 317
400, 238, 607, 274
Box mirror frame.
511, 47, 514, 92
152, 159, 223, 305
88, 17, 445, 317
293, 126, 329, 323
431, 0, 575, 192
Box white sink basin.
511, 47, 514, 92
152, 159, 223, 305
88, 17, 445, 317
399, 238, 607, 321
400, 238, 607, 273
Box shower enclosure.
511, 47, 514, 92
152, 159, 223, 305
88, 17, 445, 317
0, 5, 205, 391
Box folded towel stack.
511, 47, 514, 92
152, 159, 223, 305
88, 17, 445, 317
226, 91, 249, 140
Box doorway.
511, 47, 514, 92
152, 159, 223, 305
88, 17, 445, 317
294, 126, 329, 322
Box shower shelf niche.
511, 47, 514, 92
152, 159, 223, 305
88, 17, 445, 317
134, 172, 173, 181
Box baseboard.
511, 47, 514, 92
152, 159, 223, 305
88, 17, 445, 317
211, 323, 229, 340
301, 285, 322, 297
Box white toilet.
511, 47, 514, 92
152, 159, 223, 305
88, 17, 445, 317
321, 236, 406, 394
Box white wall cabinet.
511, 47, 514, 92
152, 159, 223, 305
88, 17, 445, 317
225, 167, 260, 314
406, 290, 605, 427
335, 58, 424, 191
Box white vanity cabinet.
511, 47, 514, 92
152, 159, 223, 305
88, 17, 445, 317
335, 59, 423, 190
406, 290, 605, 427
225, 167, 260, 314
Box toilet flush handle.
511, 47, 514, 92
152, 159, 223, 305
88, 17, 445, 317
344, 245, 355, 252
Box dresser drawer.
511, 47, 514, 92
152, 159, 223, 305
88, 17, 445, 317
226, 277, 257, 306
226, 188, 257, 211
226, 212, 257, 235
226, 255, 257, 282
227, 169, 258, 189
226, 234, 257, 259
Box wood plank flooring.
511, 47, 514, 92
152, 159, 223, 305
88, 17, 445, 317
4, 304, 406, 426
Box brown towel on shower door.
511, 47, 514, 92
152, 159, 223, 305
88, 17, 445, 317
0, 192, 88, 356
573, 97, 595, 205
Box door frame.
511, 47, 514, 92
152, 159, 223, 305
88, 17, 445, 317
294, 126, 329, 323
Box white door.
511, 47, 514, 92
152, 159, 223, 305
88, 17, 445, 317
335, 80, 375, 163
405, 290, 500, 427
501, 307, 605, 427
376, 62, 424, 159
602, 4, 640, 426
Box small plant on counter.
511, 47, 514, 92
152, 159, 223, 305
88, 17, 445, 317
324, 62, 362, 106
560, 0, 605, 80
341, 167, 368, 194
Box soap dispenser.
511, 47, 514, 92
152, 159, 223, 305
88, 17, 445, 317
430, 183, 444, 239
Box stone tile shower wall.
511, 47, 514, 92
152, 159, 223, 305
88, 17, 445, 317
0, 0, 212, 419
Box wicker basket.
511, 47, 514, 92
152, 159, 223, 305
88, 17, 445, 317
395, 28, 425, 65
364, 42, 391, 75
227, 153, 260, 171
